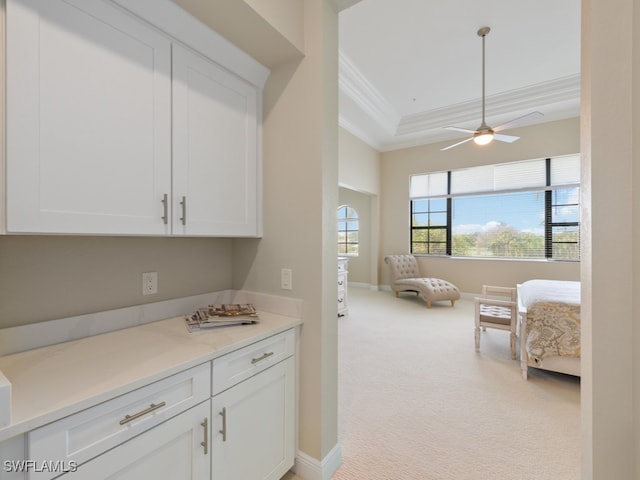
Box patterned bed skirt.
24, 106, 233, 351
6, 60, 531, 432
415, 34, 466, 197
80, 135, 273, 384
526, 302, 581, 366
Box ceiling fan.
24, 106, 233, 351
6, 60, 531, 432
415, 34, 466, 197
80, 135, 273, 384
441, 26, 543, 151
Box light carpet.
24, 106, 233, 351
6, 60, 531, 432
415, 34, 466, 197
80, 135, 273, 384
332, 288, 580, 480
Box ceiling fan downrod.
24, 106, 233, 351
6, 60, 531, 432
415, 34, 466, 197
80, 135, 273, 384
477, 26, 490, 131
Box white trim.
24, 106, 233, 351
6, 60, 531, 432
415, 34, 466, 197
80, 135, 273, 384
294, 444, 342, 480
338, 43, 581, 151
348, 282, 377, 291
338, 114, 383, 151
111, 0, 270, 88
339, 51, 400, 134
396, 75, 580, 136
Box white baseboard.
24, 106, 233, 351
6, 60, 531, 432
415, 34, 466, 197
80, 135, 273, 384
293, 444, 342, 480
378, 284, 474, 299
348, 282, 380, 291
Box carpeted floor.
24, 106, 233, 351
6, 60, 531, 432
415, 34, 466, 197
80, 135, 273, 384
332, 288, 581, 480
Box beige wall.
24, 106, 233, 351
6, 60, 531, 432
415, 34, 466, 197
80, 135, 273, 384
0, 236, 234, 328
581, 0, 638, 477
378, 117, 581, 292
338, 187, 371, 284
233, 0, 339, 461
243, 0, 304, 52
171, 0, 304, 69
338, 127, 381, 287
338, 127, 380, 195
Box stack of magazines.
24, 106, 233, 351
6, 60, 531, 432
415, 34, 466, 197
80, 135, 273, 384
185, 304, 259, 332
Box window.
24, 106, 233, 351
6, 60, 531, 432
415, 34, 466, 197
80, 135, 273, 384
411, 198, 449, 255
410, 155, 580, 261
338, 205, 359, 256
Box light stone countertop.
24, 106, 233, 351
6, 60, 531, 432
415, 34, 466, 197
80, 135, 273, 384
0, 311, 302, 443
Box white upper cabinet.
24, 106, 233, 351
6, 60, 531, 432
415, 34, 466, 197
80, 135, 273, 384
6, 0, 172, 235
5, 0, 266, 237
172, 45, 259, 237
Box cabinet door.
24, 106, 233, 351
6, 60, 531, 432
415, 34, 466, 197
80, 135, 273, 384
6, 0, 172, 234
212, 358, 295, 480
65, 401, 210, 480
172, 44, 260, 237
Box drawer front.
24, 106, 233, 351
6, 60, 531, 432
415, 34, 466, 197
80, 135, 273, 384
338, 260, 348, 273
338, 273, 347, 291
338, 292, 346, 306
212, 329, 295, 395
27, 362, 210, 479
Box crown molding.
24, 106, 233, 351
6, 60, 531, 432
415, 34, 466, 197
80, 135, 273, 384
338, 51, 399, 134
338, 115, 383, 151
338, 47, 581, 150
396, 74, 581, 135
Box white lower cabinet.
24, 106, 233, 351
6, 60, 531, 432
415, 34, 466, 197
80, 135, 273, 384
211, 358, 295, 480
13, 329, 296, 480
68, 400, 210, 480
26, 363, 211, 480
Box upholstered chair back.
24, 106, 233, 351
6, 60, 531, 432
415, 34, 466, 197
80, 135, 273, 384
384, 255, 422, 283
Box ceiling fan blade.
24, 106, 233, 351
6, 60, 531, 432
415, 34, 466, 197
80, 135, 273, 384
441, 137, 473, 151
444, 126, 477, 134
493, 111, 544, 132
494, 133, 520, 143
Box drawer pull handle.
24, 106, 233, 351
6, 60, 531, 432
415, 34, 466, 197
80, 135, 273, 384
119, 402, 166, 425
201, 417, 209, 454
251, 351, 274, 364
219, 407, 227, 442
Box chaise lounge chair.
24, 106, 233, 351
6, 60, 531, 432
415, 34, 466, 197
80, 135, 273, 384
384, 254, 460, 308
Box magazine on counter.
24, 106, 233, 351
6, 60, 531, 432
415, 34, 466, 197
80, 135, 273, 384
185, 303, 259, 332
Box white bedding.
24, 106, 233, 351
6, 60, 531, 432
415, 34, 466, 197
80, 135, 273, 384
518, 279, 580, 309
518, 279, 581, 378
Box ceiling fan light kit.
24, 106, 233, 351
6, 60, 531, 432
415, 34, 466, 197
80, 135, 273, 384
473, 130, 494, 145
441, 26, 543, 151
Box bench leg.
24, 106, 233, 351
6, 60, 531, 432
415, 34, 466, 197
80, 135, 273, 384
450, 299, 456, 307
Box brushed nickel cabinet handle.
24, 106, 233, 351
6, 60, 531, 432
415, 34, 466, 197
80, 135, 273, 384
201, 417, 209, 454
161, 194, 168, 225
219, 407, 227, 442
251, 351, 274, 364
180, 196, 187, 225
119, 402, 166, 425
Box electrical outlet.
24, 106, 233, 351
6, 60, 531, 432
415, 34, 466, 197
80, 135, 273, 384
281, 268, 292, 290
142, 272, 158, 296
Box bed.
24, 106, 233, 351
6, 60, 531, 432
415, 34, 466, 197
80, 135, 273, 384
517, 279, 581, 380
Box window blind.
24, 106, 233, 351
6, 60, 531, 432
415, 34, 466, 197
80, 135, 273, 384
410, 154, 580, 199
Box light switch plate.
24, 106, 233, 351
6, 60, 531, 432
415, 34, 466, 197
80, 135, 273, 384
281, 268, 292, 290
